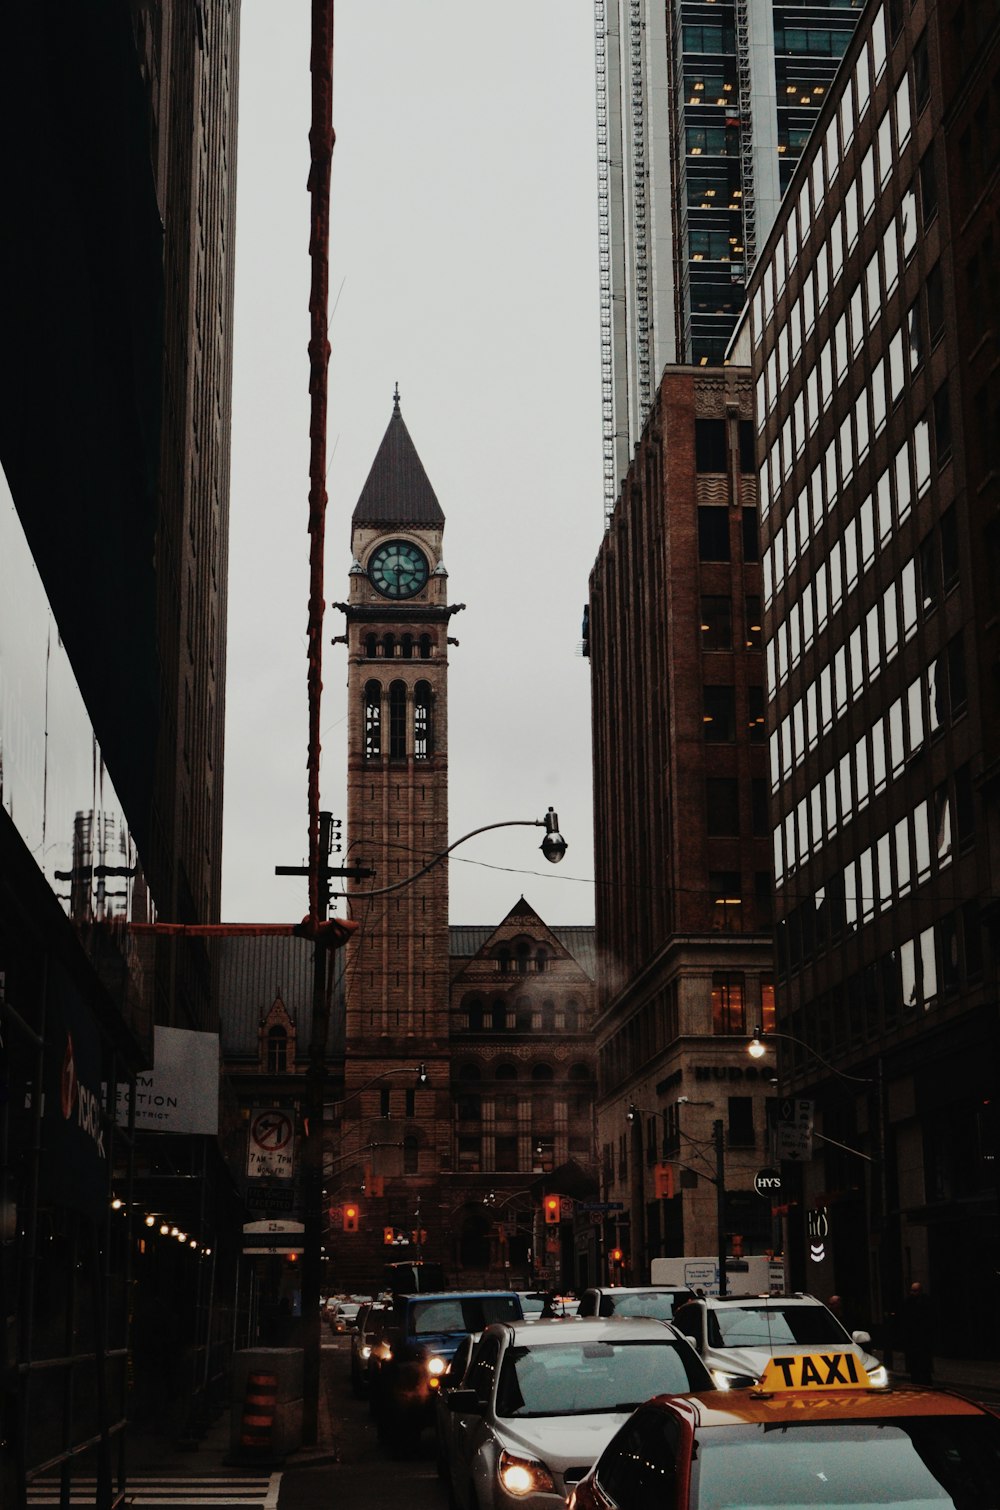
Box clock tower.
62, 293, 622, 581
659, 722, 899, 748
335, 390, 462, 1277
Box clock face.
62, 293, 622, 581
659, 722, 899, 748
368, 539, 429, 599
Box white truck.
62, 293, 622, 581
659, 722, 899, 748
650, 1254, 786, 1294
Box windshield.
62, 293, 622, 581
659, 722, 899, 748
711, 1304, 849, 1348
411, 1295, 521, 1335
610, 1293, 680, 1321
496, 1339, 704, 1419
693, 1419, 1000, 1508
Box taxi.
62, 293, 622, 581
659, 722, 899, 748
568, 1350, 1000, 1508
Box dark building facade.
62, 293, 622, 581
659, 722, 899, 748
730, 0, 999, 1352
0, 3, 242, 1498
586, 366, 777, 1282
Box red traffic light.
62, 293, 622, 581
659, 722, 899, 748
610, 1247, 624, 1264
343, 1203, 359, 1233
543, 1196, 560, 1225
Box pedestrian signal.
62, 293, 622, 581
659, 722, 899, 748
543, 1195, 560, 1225
654, 1162, 674, 1200
343, 1203, 359, 1233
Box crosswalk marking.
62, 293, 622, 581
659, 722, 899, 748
27, 1471, 281, 1507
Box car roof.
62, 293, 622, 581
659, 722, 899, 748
685, 1292, 826, 1306
652, 1385, 990, 1430
591, 1286, 692, 1296
485, 1316, 682, 1345
401, 1289, 519, 1302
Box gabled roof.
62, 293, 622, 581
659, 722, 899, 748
352, 389, 444, 528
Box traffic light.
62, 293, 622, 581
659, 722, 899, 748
343, 1202, 359, 1233
383, 1226, 395, 1246
610, 1247, 624, 1265
543, 1195, 560, 1225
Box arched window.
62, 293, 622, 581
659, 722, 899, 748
463, 998, 484, 1032
382, 633, 396, 658
515, 942, 532, 975
365, 633, 378, 658
266, 1026, 288, 1073
414, 681, 432, 760
531, 1063, 554, 1082
495, 948, 512, 974
490, 1001, 506, 1031
401, 633, 414, 659
403, 1135, 418, 1174
457, 1094, 481, 1122
419, 634, 432, 660
495, 1062, 518, 1080
364, 680, 382, 760
568, 1063, 592, 1081
457, 1062, 481, 1080
535, 949, 548, 973
389, 681, 407, 759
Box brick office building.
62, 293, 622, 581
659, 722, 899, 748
586, 366, 777, 1283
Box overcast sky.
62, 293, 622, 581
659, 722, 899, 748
223, 2, 603, 930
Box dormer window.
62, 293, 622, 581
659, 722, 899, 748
267, 1026, 288, 1074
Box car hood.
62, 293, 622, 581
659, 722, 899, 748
494, 1410, 632, 1470
709, 1340, 881, 1379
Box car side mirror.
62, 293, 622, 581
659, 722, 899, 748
447, 1388, 485, 1414
851, 1330, 872, 1347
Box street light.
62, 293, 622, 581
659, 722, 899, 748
747, 1027, 874, 1085
331, 809, 568, 900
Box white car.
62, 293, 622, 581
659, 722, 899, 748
442, 1315, 714, 1509
671, 1292, 889, 1390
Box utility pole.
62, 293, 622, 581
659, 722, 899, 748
714, 1119, 728, 1298
274, 811, 373, 1445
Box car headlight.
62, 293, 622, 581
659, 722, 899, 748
498, 1450, 556, 1496
360, 1345, 371, 1360
867, 1364, 890, 1389
426, 1355, 447, 1377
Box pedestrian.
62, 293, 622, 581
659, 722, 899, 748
900, 1280, 934, 1385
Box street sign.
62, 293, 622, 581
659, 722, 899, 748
247, 1107, 295, 1180
579, 1202, 625, 1213
243, 1218, 304, 1254
776, 1098, 814, 1161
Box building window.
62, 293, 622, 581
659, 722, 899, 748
710, 872, 742, 932
712, 973, 745, 1033
707, 778, 740, 836
745, 595, 763, 648
403, 1136, 418, 1174
495, 1135, 518, 1171
414, 680, 432, 759
696, 419, 728, 471
698, 507, 730, 561
704, 685, 736, 741
266, 1027, 288, 1073
701, 595, 732, 649
389, 681, 407, 759
728, 1096, 755, 1147
364, 680, 382, 759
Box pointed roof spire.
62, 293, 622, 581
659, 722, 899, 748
352, 388, 444, 528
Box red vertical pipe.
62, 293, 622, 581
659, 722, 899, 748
306, 0, 335, 926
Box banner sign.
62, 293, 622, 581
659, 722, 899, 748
116, 1026, 219, 1134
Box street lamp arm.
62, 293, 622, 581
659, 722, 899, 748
748, 1027, 874, 1085
329, 1062, 428, 1114
333, 810, 567, 899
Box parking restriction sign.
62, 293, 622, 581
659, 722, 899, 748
247, 1107, 295, 1180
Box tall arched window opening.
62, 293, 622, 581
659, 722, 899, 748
364, 680, 382, 760
389, 681, 407, 759
403, 1135, 419, 1174
414, 681, 432, 760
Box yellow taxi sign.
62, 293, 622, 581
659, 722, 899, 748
757, 1352, 871, 1392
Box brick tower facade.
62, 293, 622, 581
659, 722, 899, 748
335, 392, 462, 1280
